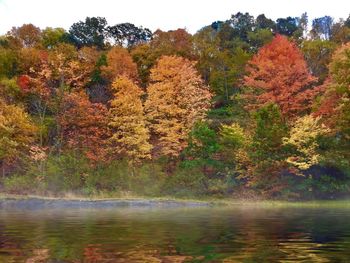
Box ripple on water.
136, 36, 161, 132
1, 205, 350, 262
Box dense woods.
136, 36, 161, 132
1, 12, 350, 199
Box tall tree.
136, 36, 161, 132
248, 103, 289, 195
151, 29, 194, 59
41, 27, 68, 49
8, 24, 42, 48
301, 40, 337, 83
108, 76, 152, 163
298, 12, 309, 38
315, 43, 350, 170
145, 56, 212, 157
229, 12, 256, 41
244, 35, 317, 118
276, 17, 299, 36
311, 16, 334, 40
131, 28, 195, 87
68, 17, 108, 49
256, 14, 276, 31
107, 23, 152, 48
316, 42, 350, 122
193, 26, 251, 99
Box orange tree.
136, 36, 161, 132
244, 35, 318, 119
145, 55, 212, 158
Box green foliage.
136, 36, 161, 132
68, 17, 108, 49
0, 47, 17, 78
302, 40, 337, 82
220, 123, 247, 150
253, 104, 288, 156
43, 153, 91, 192
41, 27, 68, 48
0, 78, 21, 103
90, 53, 107, 84
3, 174, 37, 194
247, 28, 274, 52
276, 17, 299, 36
185, 122, 220, 162
162, 167, 208, 197
107, 23, 152, 48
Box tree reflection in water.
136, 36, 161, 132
0, 207, 350, 262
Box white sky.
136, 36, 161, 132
0, 0, 349, 34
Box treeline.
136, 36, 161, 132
0, 12, 349, 199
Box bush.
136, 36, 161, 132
162, 167, 208, 197
3, 175, 37, 194
44, 153, 91, 192
85, 160, 130, 192
129, 162, 166, 196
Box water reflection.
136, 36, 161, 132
0, 207, 350, 262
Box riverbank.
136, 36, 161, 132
0, 194, 211, 209
2, 194, 350, 209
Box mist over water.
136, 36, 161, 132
1, 205, 350, 262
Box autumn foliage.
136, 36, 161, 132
108, 76, 152, 163
244, 35, 318, 118
0, 99, 37, 166
1, 14, 350, 199
316, 43, 350, 125
101, 46, 139, 81
58, 92, 110, 163
145, 56, 212, 157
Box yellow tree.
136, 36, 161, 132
108, 76, 152, 163
283, 115, 330, 171
0, 100, 37, 174
145, 55, 212, 157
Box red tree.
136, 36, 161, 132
58, 92, 110, 163
244, 35, 318, 118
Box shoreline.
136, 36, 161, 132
2, 194, 350, 209
0, 194, 211, 209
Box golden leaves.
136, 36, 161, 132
145, 56, 211, 157
0, 99, 37, 162
109, 76, 152, 163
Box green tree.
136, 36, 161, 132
0, 47, 17, 78
68, 17, 108, 49
248, 104, 289, 195
184, 122, 220, 167
276, 17, 299, 36
41, 27, 68, 49
107, 23, 152, 48
301, 40, 337, 82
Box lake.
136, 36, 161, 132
1, 201, 350, 262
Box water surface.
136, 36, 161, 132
1, 202, 350, 262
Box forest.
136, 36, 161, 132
0, 12, 349, 200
